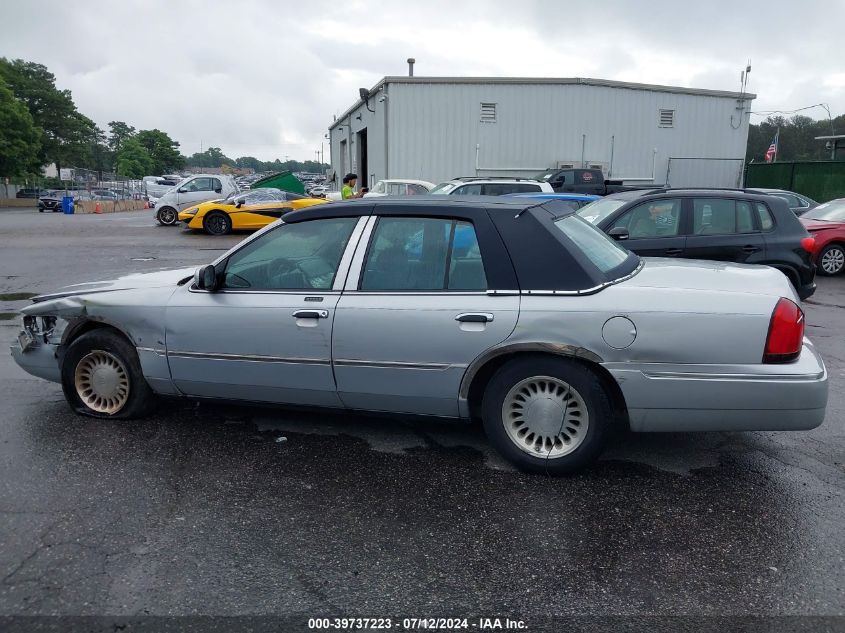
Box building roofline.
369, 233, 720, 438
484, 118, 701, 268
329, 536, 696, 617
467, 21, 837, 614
328, 76, 756, 130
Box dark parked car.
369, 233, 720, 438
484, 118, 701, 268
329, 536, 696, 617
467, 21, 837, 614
578, 188, 817, 299
534, 168, 661, 196
16, 188, 42, 199
746, 188, 818, 216
37, 190, 92, 212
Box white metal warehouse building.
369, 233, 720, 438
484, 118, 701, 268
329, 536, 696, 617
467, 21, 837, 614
327, 76, 755, 189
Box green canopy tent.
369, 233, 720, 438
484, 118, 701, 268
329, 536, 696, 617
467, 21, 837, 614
250, 171, 306, 195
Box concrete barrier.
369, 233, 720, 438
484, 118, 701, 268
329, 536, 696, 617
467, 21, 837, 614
73, 200, 149, 214
0, 199, 38, 208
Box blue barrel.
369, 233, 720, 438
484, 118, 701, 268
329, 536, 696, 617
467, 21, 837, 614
62, 196, 74, 214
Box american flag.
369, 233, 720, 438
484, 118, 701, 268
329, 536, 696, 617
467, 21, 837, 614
765, 131, 779, 163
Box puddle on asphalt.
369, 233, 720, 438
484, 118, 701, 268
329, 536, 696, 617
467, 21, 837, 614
0, 292, 36, 301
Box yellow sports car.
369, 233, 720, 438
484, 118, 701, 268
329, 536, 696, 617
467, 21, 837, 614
178, 188, 326, 235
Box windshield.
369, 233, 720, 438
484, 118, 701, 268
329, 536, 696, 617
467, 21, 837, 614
577, 197, 628, 224
801, 200, 845, 222
554, 214, 632, 274
533, 169, 557, 181
430, 182, 457, 195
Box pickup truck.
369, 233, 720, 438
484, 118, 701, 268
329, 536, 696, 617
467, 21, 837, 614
535, 168, 659, 196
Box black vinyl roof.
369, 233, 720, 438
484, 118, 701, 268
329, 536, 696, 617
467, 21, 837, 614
285, 196, 639, 291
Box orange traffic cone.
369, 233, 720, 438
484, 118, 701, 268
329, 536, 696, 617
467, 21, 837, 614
143, 200, 149, 209
94, 202, 102, 214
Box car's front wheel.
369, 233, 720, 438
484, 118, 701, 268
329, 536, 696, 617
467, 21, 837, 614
203, 211, 232, 236
156, 206, 178, 226
481, 356, 613, 475
818, 243, 845, 276
61, 329, 156, 419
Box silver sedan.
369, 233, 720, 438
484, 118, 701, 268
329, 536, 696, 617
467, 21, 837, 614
11, 197, 828, 474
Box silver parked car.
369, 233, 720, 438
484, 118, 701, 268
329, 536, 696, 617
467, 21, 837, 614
11, 197, 828, 474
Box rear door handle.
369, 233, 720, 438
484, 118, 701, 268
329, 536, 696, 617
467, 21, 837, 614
665, 248, 683, 256
292, 309, 329, 319
743, 245, 761, 253
456, 313, 494, 323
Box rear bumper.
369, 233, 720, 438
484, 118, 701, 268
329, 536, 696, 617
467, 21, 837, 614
606, 340, 828, 432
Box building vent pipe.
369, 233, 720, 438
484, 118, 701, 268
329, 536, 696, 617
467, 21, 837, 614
407, 58, 415, 77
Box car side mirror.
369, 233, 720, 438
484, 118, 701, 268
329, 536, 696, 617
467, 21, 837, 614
194, 264, 219, 291
235, 201, 243, 208
214, 188, 222, 194
178, 187, 187, 193
608, 227, 629, 241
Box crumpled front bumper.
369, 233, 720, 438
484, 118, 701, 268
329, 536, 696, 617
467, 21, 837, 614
11, 337, 62, 383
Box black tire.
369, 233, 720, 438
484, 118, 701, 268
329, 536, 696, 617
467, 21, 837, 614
156, 206, 178, 226
61, 329, 156, 419
818, 243, 845, 276
481, 356, 613, 475
203, 211, 232, 236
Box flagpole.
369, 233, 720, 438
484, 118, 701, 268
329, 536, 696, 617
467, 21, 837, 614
774, 127, 779, 163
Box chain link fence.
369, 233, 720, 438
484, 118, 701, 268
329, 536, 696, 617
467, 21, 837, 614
2, 168, 148, 201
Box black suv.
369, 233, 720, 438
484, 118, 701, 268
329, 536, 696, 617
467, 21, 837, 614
577, 188, 816, 299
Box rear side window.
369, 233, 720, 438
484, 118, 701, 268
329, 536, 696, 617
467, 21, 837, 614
452, 184, 482, 196
693, 199, 757, 235
483, 183, 541, 195
756, 203, 775, 231
361, 218, 487, 291
554, 215, 629, 273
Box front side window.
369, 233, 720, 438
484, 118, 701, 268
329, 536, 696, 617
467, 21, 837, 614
554, 215, 630, 273
361, 218, 487, 291
184, 178, 213, 192
612, 198, 681, 238
693, 198, 756, 235
222, 218, 358, 290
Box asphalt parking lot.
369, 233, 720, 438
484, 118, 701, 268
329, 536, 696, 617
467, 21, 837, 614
0, 208, 843, 622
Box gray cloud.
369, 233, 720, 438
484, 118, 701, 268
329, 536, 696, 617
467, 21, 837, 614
1, 0, 842, 161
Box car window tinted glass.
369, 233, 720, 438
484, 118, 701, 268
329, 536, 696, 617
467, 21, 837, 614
408, 184, 429, 195
223, 218, 357, 290
801, 200, 845, 222
554, 215, 630, 273
612, 198, 681, 238
774, 193, 801, 207
693, 198, 756, 235
452, 184, 482, 196
429, 183, 456, 195
577, 197, 627, 224
756, 203, 775, 230
361, 218, 486, 291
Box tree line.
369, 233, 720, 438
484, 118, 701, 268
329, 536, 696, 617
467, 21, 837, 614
0, 57, 327, 184
746, 113, 842, 163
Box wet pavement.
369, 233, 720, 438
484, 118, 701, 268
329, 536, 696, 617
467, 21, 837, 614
0, 208, 843, 619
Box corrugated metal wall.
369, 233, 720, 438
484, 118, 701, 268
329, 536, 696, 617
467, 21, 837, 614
330, 80, 751, 188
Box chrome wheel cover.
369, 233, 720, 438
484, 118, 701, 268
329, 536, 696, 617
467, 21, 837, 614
159, 207, 176, 224
502, 376, 589, 459
74, 350, 130, 415
821, 247, 844, 274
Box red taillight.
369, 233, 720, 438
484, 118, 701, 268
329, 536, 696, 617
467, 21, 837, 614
801, 237, 815, 253
763, 298, 804, 363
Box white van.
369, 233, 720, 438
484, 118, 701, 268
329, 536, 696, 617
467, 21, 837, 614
154, 174, 239, 225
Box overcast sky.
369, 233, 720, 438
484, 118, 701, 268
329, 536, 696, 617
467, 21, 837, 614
2, 0, 843, 162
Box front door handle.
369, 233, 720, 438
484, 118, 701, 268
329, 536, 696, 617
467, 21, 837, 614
292, 309, 328, 319
665, 248, 683, 256
456, 313, 494, 323
742, 245, 760, 253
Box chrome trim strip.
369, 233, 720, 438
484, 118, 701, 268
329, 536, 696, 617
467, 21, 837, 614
334, 358, 460, 371
519, 260, 645, 296
344, 291, 490, 296
642, 370, 825, 382
344, 216, 378, 291
333, 216, 370, 291
136, 346, 166, 356
486, 290, 520, 296
167, 350, 330, 365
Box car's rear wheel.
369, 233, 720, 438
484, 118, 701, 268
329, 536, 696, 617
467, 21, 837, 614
156, 206, 177, 226
61, 329, 156, 419
203, 211, 232, 236
481, 357, 612, 475
818, 244, 845, 276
